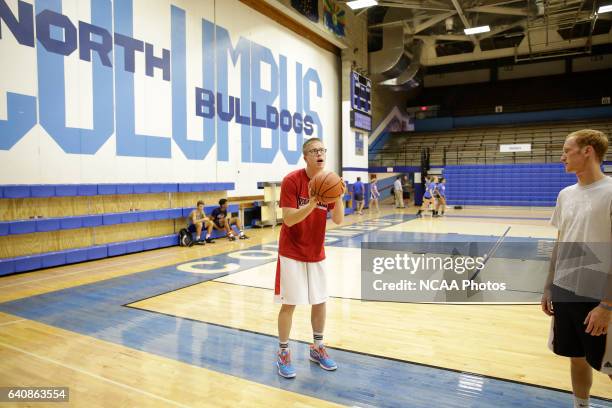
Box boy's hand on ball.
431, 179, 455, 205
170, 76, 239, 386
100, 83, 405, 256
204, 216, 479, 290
307, 180, 318, 206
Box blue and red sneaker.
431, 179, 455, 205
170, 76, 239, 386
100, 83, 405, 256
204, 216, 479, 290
277, 349, 296, 378
309, 344, 337, 371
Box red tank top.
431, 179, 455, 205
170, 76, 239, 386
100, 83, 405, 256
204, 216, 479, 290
278, 169, 335, 262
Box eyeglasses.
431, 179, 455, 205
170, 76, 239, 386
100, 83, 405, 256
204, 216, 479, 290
307, 148, 327, 155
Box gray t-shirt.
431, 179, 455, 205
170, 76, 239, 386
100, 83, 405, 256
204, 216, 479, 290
550, 176, 612, 299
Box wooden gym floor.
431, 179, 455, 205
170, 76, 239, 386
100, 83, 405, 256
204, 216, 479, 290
0, 204, 610, 407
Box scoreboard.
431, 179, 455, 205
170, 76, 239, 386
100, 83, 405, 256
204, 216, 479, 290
351, 71, 372, 114
350, 71, 372, 131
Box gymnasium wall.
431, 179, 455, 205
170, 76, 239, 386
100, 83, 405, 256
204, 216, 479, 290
414, 106, 612, 132
0, 0, 341, 195
414, 69, 612, 118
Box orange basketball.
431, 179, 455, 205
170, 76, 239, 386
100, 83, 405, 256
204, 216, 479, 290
311, 171, 344, 204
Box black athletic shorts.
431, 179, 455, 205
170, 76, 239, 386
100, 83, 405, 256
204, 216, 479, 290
550, 285, 611, 373
354, 193, 364, 202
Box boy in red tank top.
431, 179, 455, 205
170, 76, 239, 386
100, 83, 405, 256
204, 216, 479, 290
275, 138, 345, 378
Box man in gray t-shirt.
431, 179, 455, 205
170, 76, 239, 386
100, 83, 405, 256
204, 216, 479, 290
393, 176, 404, 208
542, 129, 612, 408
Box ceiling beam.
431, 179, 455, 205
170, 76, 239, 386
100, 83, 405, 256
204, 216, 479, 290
377, 1, 454, 11
414, 34, 471, 41
450, 0, 479, 45
369, 19, 409, 28
355, 8, 368, 17
479, 0, 527, 6
466, 5, 529, 16
413, 11, 458, 33
477, 22, 526, 39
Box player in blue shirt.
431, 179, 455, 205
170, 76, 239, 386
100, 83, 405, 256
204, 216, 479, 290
434, 178, 446, 217
416, 176, 435, 217
433, 178, 446, 217
353, 177, 365, 215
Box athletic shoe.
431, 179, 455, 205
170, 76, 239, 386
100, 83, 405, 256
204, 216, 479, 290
309, 344, 337, 371
205, 237, 215, 243
228, 235, 236, 241
194, 239, 205, 245
239, 234, 249, 240
277, 349, 296, 378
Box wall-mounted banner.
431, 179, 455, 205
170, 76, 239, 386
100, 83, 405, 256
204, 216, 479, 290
355, 131, 363, 156
499, 144, 532, 153
0, 0, 339, 192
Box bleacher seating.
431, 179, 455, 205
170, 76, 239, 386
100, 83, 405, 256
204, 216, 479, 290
413, 70, 612, 117
0, 205, 239, 237
0, 182, 234, 198
0, 182, 237, 276
0, 235, 180, 275
371, 119, 612, 167
443, 163, 575, 207
0, 179, 358, 276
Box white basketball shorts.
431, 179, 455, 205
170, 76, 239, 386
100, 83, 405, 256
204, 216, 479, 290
274, 255, 328, 305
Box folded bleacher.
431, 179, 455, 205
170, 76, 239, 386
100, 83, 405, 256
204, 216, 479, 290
444, 163, 575, 207
0, 182, 235, 276
370, 118, 612, 167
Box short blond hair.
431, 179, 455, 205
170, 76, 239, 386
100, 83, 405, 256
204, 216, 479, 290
302, 137, 322, 154
567, 129, 609, 163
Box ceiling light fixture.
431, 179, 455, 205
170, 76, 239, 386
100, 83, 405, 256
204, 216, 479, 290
464, 25, 491, 35
598, 4, 612, 13
347, 0, 378, 10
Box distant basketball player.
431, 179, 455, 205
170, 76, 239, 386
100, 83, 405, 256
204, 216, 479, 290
435, 178, 447, 216
431, 176, 441, 217
402, 175, 411, 207
541, 129, 611, 408
369, 174, 380, 212
416, 176, 434, 217
275, 137, 345, 378
393, 176, 404, 208
353, 177, 365, 215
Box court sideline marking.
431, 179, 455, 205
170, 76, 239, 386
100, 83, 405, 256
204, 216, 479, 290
0, 319, 25, 327
0, 340, 191, 408
0, 251, 173, 289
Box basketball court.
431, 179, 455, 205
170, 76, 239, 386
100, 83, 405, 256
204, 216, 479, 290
2, 0, 612, 406
1, 207, 611, 406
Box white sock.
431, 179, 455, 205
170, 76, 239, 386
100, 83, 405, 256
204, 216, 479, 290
195, 236, 200, 241
205, 233, 211, 239
574, 396, 589, 408
239, 230, 244, 236
313, 332, 323, 348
